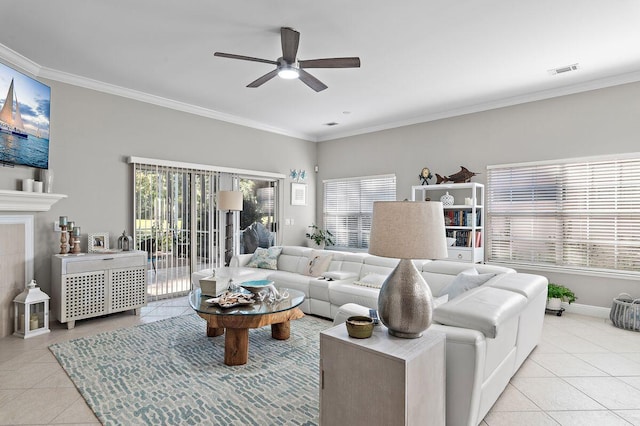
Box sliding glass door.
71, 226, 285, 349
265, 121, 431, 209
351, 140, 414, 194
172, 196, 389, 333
133, 163, 219, 300
238, 177, 279, 254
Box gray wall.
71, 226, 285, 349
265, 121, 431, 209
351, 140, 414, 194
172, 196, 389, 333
3, 68, 639, 308
317, 81, 640, 308
0, 80, 317, 295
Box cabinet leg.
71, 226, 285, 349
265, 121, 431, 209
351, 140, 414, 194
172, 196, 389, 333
134, 308, 140, 316
66, 320, 76, 330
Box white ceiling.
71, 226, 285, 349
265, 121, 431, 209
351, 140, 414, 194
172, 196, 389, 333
2, 0, 640, 142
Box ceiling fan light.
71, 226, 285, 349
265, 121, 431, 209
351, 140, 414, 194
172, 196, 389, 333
278, 67, 299, 79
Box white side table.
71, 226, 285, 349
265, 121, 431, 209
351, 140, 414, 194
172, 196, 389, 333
320, 323, 446, 426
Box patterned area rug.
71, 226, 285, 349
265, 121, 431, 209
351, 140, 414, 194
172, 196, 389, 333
49, 313, 332, 425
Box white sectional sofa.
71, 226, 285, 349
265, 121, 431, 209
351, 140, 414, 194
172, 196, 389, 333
191, 245, 548, 426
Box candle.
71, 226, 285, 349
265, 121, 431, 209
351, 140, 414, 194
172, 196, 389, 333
30, 316, 38, 330
73, 226, 80, 237
67, 221, 75, 230
59, 216, 68, 226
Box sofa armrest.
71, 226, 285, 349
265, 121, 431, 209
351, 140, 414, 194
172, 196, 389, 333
434, 286, 527, 338
230, 253, 254, 267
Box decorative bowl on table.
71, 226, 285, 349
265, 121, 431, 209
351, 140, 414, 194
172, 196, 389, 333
346, 316, 374, 339
241, 280, 275, 294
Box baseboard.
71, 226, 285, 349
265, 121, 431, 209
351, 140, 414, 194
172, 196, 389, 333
563, 302, 610, 319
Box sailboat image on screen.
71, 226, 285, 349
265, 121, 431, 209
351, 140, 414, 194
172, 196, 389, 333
0, 78, 28, 138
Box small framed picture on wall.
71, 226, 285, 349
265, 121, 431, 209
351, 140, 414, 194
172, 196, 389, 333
291, 182, 307, 206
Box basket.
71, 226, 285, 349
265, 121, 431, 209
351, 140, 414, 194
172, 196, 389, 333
610, 293, 640, 332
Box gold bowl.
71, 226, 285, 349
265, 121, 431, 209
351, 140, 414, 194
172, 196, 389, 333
346, 315, 374, 339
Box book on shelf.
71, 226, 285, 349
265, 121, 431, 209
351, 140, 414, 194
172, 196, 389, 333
444, 210, 482, 227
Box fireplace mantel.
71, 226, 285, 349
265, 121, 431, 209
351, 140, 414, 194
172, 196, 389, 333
0, 189, 67, 212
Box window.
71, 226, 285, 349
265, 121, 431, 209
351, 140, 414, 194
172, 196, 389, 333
487, 153, 640, 275
324, 174, 396, 249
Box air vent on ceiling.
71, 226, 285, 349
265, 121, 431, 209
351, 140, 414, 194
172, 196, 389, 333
548, 63, 579, 76
325, 122, 339, 126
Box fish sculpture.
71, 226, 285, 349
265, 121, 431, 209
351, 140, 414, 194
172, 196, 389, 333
436, 166, 479, 184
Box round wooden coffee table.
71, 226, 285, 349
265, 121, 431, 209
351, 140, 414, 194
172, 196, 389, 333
188, 288, 305, 366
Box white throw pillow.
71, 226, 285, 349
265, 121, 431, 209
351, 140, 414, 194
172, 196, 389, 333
434, 294, 449, 308
302, 251, 333, 277
438, 268, 495, 300
352, 273, 387, 289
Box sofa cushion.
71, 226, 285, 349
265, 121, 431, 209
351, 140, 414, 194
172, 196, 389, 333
302, 251, 333, 277
322, 271, 358, 281
439, 268, 496, 300
247, 247, 282, 270
352, 273, 387, 289
434, 286, 527, 338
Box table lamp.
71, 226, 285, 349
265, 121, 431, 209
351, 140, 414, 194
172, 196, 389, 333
218, 190, 243, 266
369, 201, 448, 338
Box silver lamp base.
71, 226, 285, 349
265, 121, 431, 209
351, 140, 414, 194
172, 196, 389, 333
377, 258, 434, 338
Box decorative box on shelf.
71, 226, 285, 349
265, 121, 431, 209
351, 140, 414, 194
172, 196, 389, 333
411, 182, 485, 263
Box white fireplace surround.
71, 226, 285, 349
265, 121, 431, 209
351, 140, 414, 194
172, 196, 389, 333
0, 189, 67, 212
0, 215, 34, 285
0, 189, 67, 283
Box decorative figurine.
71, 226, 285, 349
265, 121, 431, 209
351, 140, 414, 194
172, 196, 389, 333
419, 167, 433, 185
436, 166, 479, 184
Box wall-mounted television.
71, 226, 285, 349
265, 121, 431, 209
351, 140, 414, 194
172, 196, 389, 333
0, 62, 50, 169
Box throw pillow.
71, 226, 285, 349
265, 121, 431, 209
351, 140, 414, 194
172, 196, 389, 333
352, 273, 388, 289
302, 251, 333, 277
434, 294, 449, 308
247, 246, 283, 270
438, 268, 496, 300
242, 226, 259, 254
321, 271, 359, 281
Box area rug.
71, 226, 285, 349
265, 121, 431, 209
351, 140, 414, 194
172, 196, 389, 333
49, 313, 332, 425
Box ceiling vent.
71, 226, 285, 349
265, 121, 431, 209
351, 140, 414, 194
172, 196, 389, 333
548, 63, 579, 76
325, 122, 339, 126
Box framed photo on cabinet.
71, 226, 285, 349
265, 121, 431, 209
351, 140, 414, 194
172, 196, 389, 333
291, 183, 307, 206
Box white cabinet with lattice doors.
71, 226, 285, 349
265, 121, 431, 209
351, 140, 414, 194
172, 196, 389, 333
51, 251, 147, 329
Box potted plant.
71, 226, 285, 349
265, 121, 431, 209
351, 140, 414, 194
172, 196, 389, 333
547, 283, 577, 310
305, 224, 335, 249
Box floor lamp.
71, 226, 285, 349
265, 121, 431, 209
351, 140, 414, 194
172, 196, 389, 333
369, 201, 448, 338
218, 191, 243, 266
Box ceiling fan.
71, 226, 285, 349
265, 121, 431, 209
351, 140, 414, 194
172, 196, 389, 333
214, 27, 361, 92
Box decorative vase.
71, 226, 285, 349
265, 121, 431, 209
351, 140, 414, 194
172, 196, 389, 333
39, 169, 54, 193
377, 258, 434, 338
440, 192, 454, 206
547, 298, 562, 310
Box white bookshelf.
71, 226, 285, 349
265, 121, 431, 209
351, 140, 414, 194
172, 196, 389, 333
411, 182, 484, 263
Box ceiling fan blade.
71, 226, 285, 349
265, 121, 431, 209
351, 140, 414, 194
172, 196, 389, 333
298, 69, 328, 92
281, 27, 300, 63
247, 69, 279, 88
214, 52, 277, 65
299, 57, 361, 69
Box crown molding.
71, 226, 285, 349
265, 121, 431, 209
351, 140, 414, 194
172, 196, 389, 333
0, 43, 314, 142
316, 70, 640, 142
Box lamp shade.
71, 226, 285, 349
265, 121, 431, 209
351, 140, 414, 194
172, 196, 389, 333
369, 201, 448, 260
217, 191, 243, 211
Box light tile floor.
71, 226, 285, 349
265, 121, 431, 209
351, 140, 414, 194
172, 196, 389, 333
1, 300, 639, 425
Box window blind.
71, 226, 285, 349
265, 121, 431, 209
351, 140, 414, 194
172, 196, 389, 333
487, 154, 640, 275
323, 174, 396, 249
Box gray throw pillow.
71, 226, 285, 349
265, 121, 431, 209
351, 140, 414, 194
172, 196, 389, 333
438, 269, 496, 300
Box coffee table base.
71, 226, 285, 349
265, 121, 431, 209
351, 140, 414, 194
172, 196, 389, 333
197, 307, 305, 366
